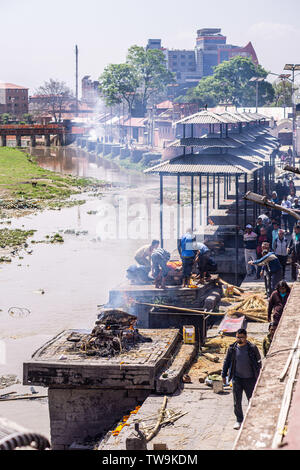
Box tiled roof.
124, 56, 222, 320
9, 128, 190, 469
175, 110, 235, 125
178, 137, 242, 148
231, 148, 266, 162
156, 100, 173, 109
0, 82, 28, 90
144, 152, 258, 175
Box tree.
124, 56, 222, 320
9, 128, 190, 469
126, 45, 175, 113
22, 113, 34, 124
0, 113, 12, 124
180, 56, 274, 108
98, 63, 139, 116
33, 79, 74, 122
273, 79, 293, 107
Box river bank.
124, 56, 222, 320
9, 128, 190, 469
0, 145, 163, 439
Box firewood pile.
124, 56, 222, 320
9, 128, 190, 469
227, 294, 268, 322
67, 309, 152, 358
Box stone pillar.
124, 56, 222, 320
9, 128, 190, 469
45, 135, 51, 147
30, 135, 36, 147
0, 135, 7, 146
48, 387, 149, 450
16, 135, 22, 147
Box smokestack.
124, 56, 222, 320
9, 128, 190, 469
75, 44, 78, 117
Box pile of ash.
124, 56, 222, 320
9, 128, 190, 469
67, 309, 152, 357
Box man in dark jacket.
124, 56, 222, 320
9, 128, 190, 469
222, 328, 262, 430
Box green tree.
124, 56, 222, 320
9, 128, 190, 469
22, 113, 34, 124
126, 45, 175, 113
98, 63, 139, 116
273, 79, 293, 107
180, 56, 274, 107
0, 113, 12, 124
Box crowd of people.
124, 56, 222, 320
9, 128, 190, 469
243, 176, 300, 296
222, 177, 299, 431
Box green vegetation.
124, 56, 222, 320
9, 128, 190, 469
175, 56, 274, 108
98, 45, 174, 116
0, 228, 36, 248
0, 148, 106, 211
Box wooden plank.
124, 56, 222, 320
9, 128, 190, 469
135, 302, 225, 316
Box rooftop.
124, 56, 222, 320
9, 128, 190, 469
0, 82, 28, 90
145, 152, 259, 175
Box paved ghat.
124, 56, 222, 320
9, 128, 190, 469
235, 282, 300, 450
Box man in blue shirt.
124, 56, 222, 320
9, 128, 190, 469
249, 248, 283, 298
180, 229, 197, 288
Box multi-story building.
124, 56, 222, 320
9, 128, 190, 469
81, 76, 100, 107
146, 28, 258, 87
0, 83, 29, 116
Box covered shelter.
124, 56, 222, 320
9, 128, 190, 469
144, 109, 276, 283
145, 152, 260, 283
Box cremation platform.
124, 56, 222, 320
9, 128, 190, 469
23, 328, 180, 389
23, 328, 181, 449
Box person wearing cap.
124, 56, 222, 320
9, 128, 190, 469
292, 198, 300, 213
249, 246, 283, 298
243, 225, 257, 276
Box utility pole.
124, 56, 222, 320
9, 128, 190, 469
284, 64, 300, 166
249, 77, 264, 113
75, 45, 79, 117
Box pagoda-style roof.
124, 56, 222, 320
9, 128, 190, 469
144, 153, 259, 176
175, 110, 235, 125
178, 137, 243, 148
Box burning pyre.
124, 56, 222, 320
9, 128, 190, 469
67, 309, 152, 357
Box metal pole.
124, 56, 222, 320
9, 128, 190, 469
235, 174, 239, 285
177, 174, 180, 242
292, 68, 296, 166
199, 175, 202, 226
256, 80, 258, 113
206, 174, 209, 224
160, 174, 163, 248
213, 174, 216, 209
244, 174, 247, 228
75, 45, 79, 118
191, 176, 194, 230
217, 175, 220, 209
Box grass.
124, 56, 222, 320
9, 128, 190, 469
0, 228, 36, 248
0, 147, 106, 208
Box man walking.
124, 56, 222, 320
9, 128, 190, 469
222, 329, 262, 430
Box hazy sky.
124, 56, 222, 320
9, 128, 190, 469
1, 0, 300, 96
